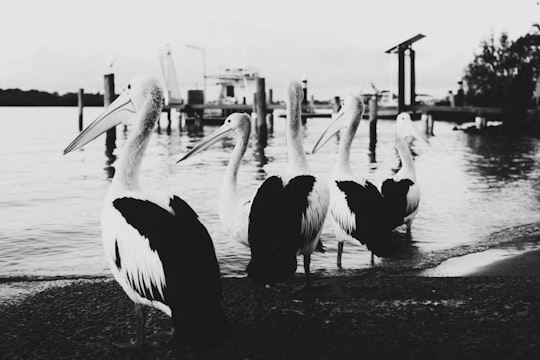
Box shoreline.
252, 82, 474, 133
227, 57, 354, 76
1, 225, 539, 358
1, 273, 539, 359
2, 224, 539, 306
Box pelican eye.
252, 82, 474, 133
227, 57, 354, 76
127, 84, 131, 90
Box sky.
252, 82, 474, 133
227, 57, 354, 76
0, 0, 538, 101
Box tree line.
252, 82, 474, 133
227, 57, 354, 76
0, 88, 104, 106
464, 25, 540, 115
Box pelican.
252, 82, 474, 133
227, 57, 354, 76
178, 112, 252, 248
312, 95, 390, 268
64, 75, 230, 350
381, 112, 429, 234
179, 81, 329, 287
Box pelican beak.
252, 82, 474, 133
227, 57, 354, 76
177, 122, 234, 163
311, 108, 345, 153
63, 92, 135, 154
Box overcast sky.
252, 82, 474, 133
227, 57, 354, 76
1, 0, 538, 100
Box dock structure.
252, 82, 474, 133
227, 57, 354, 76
385, 34, 426, 113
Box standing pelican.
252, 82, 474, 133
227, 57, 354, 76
178, 112, 252, 247
381, 112, 429, 234
64, 75, 230, 350
312, 95, 389, 268
179, 82, 329, 287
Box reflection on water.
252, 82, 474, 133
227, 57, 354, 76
1, 107, 540, 281
104, 145, 117, 179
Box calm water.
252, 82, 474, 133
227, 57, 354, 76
1, 107, 540, 281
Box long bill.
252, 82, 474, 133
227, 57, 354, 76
63, 92, 135, 155
177, 123, 233, 163
311, 108, 345, 154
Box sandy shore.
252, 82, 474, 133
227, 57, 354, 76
2, 225, 539, 359
1, 266, 539, 360
466, 248, 540, 277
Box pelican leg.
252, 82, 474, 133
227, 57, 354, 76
370, 251, 375, 266
337, 242, 344, 270
113, 303, 145, 349
113, 303, 161, 350
405, 220, 413, 237
303, 254, 312, 288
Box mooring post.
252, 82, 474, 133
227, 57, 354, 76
77, 88, 84, 131
398, 47, 406, 113
166, 107, 172, 133
255, 77, 267, 148
267, 88, 274, 134
187, 90, 204, 132
301, 78, 308, 125
369, 96, 378, 154
422, 113, 429, 135
409, 48, 416, 107
251, 93, 258, 136
333, 96, 341, 114
104, 74, 116, 150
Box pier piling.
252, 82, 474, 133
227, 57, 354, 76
104, 74, 116, 150
187, 90, 204, 132
255, 77, 268, 148
301, 79, 308, 125
422, 113, 434, 136
333, 96, 341, 114
77, 88, 84, 131
267, 88, 274, 134
369, 97, 378, 154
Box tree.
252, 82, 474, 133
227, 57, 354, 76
464, 27, 540, 113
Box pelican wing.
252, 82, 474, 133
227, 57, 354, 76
247, 175, 297, 283
332, 180, 386, 245
111, 196, 230, 347
285, 176, 329, 254
381, 178, 418, 228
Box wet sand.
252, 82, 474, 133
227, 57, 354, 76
2, 226, 539, 359
1, 263, 539, 359
466, 248, 540, 277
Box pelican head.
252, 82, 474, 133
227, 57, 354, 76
177, 112, 251, 163
312, 95, 364, 153
63, 75, 163, 155
395, 112, 430, 145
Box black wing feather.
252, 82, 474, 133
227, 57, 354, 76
381, 178, 415, 229
247, 176, 296, 284
112, 196, 230, 349
335, 180, 391, 256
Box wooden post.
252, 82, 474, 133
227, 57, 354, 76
255, 77, 267, 148
428, 114, 434, 136
77, 88, 84, 131
187, 90, 204, 132
409, 48, 416, 107
333, 96, 341, 114
267, 88, 274, 134
422, 113, 429, 135
301, 78, 308, 125
369, 97, 378, 154
166, 107, 172, 133
398, 47, 406, 113
104, 74, 116, 151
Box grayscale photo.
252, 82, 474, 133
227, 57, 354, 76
1, 0, 540, 359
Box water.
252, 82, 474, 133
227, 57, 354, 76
1, 107, 540, 285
